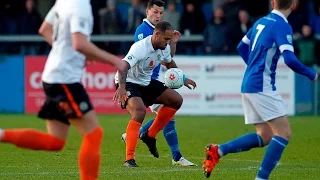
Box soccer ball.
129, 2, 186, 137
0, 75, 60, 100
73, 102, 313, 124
163, 68, 185, 89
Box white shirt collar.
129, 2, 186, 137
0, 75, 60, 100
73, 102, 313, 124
143, 19, 155, 28
271, 10, 288, 23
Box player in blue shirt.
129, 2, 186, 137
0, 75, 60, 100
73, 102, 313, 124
121, 0, 196, 166
203, 0, 318, 179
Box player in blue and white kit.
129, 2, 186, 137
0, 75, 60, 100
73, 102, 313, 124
121, 0, 196, 166
203, 0, 318, 179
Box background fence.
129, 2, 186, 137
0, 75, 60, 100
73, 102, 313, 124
0, 52, 318, 115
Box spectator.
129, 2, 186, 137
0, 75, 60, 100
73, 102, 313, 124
180, 3, 206, 35
163, 1, 180, 31
288, 0, 309, 39
203, 7, 228, 55
310, 5, 320, 35
99, 0, 123, 54
213, 0, 225, 9
17, 0, 42, 55
17, 0, 42, 35
99, 0, 123, 34
179, 2, 206, 55
225, 9, 253, 54
126, 0, 145, 33
222, 0, 243, 27
296, 25, 317, 66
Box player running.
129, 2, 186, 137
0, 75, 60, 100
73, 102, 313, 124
120, 0, 196, 166
114, 21, 197, 167
202, 0, 318, 179
0, 0, 127, 179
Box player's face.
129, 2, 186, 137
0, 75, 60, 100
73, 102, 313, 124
146, 5, 164, 25
158, 30, 173, 50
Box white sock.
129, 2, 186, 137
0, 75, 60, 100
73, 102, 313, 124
217, 146, 224, 157
255, 177, 267, 180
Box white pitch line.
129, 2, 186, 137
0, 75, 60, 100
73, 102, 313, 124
0, 152, 262, 163
0, 166, 319, 177
0, 168, 200, 176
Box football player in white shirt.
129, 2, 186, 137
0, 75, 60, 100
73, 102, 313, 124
114, 21, 197, 167
120, 0, 196, 166
0, 0, 127, 179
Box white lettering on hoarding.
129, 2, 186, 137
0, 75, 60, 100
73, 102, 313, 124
81, 69, 115, 90
30, 72, 42, 89
29, 69, 116, 90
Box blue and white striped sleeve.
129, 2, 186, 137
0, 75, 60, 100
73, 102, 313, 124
274, 23, 294, 53
276, 24, 316, 81
242, 27, 252, 44
237, 28, 252, 64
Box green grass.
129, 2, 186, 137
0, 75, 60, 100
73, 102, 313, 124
0, 115, 319, 180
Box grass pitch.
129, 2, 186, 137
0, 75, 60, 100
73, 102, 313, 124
0, 114, 319, 180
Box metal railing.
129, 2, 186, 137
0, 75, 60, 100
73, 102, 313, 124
0, 34, 319, 42
0, 34, 204, 42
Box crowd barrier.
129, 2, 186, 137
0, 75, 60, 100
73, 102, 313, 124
0, 55, 316, 115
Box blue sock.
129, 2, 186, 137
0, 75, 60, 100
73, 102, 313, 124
163, 120, 182, 161
257, 136, 289, 179
219, 133, 263, 156
139, 119, 155, 136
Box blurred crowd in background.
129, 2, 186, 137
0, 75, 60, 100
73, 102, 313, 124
0, 0, 320, 66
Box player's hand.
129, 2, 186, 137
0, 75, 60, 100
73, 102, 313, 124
113, 86, 127, 106
184, 78, 196, 90
171, 30, 181, 44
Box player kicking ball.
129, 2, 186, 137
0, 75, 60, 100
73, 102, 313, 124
120, 0, 196, 167
202, 0, 318, 179
114, 21, 197, 167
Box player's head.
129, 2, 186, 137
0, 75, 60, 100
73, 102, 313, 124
271, 0, 296, 16
146, 0, 165, 25
153, 21, 173, 50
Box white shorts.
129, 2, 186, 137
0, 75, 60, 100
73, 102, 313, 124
242, 91, 287, 124
149, 104, 163, 114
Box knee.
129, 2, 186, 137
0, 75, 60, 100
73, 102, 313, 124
277, 129, 292, 141
131, 107, 146, 123
171, 94, 183, 109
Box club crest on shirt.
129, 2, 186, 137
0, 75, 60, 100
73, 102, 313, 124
157, 54, 161, 61
286, 35, 292, 44
79, 18, 85, 28
138, 33, 143, 40
79, 102, 89, 111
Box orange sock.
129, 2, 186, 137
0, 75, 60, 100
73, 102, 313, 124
125, 120, 141, 161
79, 127, 103, 180
148, 106, 177, 138
1, 129, 65, 150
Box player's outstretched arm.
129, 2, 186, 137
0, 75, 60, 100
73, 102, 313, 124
282, 50, 318, 81
163, 60, 197, 89
71, 32, 127, 72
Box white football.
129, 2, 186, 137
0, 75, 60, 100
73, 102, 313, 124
164, 68, 185, 89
